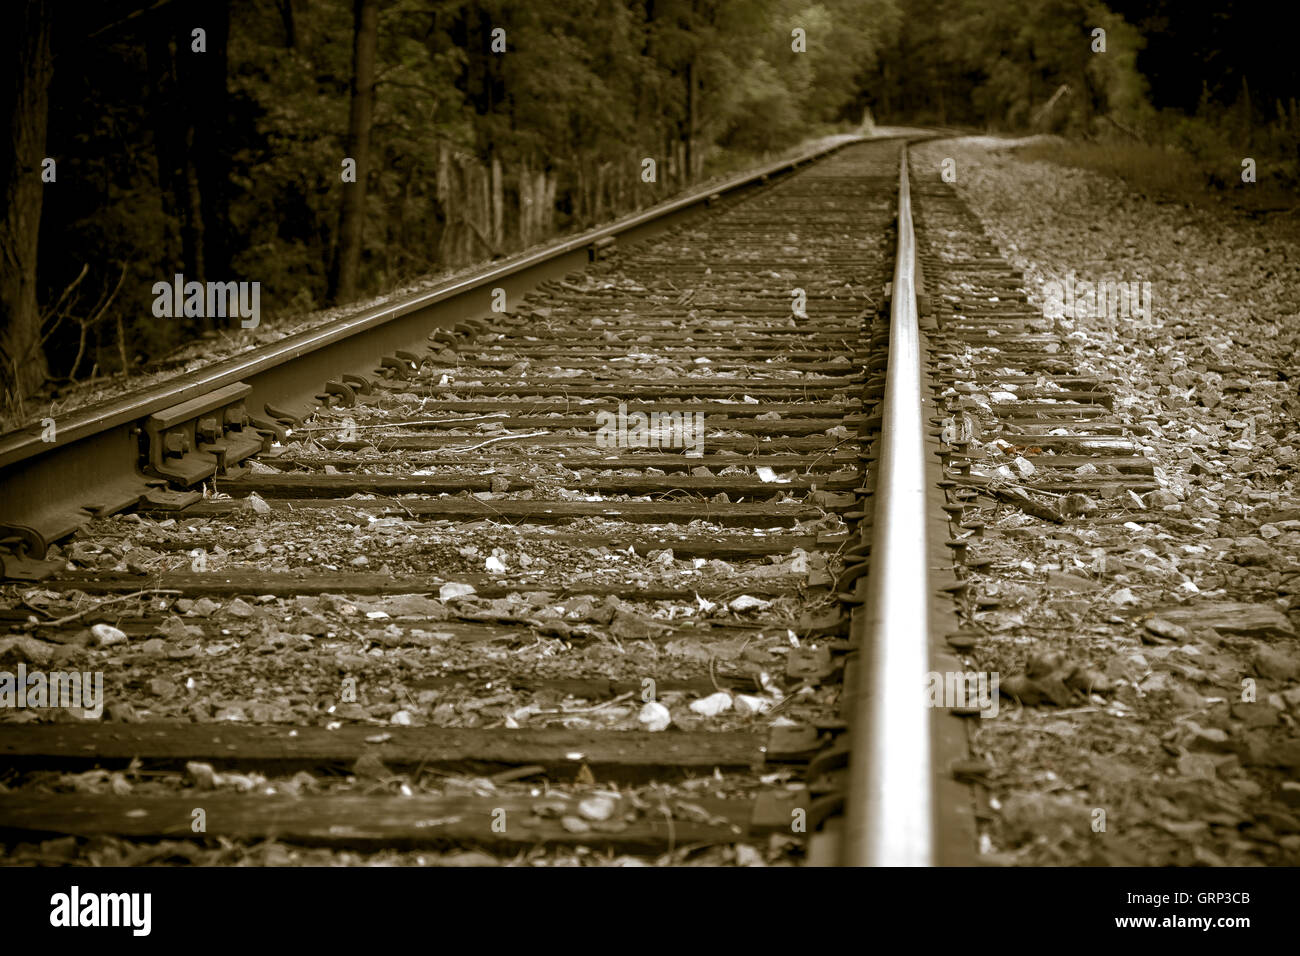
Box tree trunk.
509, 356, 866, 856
0, 0, 54, 406
183, 125, 207, 303
190, 0, 231, 289
684, 58, 696, 183
543, 173, 556, 234
169, 14, 209, 293
518, 160, 532, 247
329, 0, 378, 304
279, 0, 296, 49
491, 153, 503, 249
144, 23, 182, 255
480, 160, 491, 253
1239, 77, 1253, 149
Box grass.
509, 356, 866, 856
1015, 139, 1300, 216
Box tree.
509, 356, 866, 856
6, 0, 919, 422
329, 0, 379, 304
0, 0, 54, 407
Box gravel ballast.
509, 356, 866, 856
913, 137, 1300, 865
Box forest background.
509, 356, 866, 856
1, 0, 1294, 417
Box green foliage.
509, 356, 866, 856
876, 0, 1149, 133
871, 0, 1297, 195
33, 0, 889, 385
23, 0, 1299, 399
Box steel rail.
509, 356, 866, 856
842, 145, 933, 866
0, 136, 872, 471
3, 134, 931, 564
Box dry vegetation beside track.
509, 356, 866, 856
1, 134, 865, 435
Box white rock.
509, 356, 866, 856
1061, 494, 1099, 516
728, 594, 771, 613
1145, 489, 1178, 509
638, 701, 671, 731
735, 844, 765, 866
246, 493, 271, 514
1013, 456, 1036, 478
226, 597, 256, 618
485, 555, 506, 573
689, 691, 733, 717
91, 623, 127, 647
390, 709, 414, 726
186, 761, 217, 790
734, 694, 771, 716
577, 794, 619, 822
1108, 587, 1138, 606
439, 582, 477, 601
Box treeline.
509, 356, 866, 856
3, 0, 1294, 417
873, 0, 1298, 176
872, 0, 1146, 132
1, 0, 889, 412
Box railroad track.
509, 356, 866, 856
0, 132, 1152, 867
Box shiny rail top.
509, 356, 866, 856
843, 146, 934, 866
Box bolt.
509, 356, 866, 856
163, 432, 190, 457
